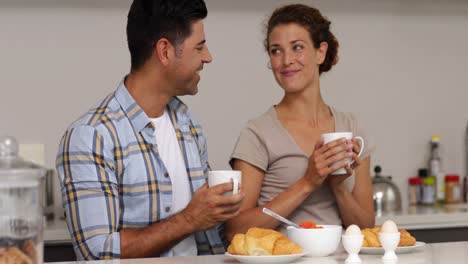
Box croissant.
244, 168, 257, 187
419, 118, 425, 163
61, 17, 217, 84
227, 227, 302, 256
362, 227, 416, 247
0, 247, 33, 264
398, 229, 417, 247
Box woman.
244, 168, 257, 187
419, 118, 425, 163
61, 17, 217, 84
227, 4, 375, 240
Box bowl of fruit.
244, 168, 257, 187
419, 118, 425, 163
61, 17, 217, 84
287, 221, 342, 257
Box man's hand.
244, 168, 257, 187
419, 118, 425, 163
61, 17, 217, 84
181, 183, 244, 232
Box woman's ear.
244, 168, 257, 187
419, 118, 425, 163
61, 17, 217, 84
316, 41, 328, 65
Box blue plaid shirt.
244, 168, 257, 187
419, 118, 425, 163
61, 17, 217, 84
56, 81, 225, 260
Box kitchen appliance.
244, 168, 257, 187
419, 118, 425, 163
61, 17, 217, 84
0, 135, 48, 263
372, 166, 402, 216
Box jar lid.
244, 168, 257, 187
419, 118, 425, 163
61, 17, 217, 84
418, 168, 428, 178
424, 176, 436, 185
445, 175, 460, 182
0, 135, 46, 187
408, 177, 423, 185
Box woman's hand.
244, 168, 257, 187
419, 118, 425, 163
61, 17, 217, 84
304, 137, 355, 190
327, 138, 362, 191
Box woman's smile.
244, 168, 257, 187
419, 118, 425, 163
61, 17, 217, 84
280, 69, 301, 77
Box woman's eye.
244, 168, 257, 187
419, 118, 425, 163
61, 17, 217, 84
293, 45, 304, 51
270, 48, 281, 55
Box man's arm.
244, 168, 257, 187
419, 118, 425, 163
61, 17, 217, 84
57, 125, 121, 260
120, 182, 242, 258
57, 125, 243, 260
120, 210, 193, 258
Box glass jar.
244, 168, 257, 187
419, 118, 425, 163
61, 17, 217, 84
0, 136, 46, 263
445, 175, 461, 204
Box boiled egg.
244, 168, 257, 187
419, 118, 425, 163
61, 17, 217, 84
381, 220, 398, 233
345, 224, 362, 236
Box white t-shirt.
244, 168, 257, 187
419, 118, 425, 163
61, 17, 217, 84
151, 109, 197, 257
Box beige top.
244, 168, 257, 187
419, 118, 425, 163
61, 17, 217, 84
230, 106, 375, 233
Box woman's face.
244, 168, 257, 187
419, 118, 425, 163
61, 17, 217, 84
268, 23, 327, 94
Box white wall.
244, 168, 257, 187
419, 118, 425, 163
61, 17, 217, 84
1, 0, 467, 210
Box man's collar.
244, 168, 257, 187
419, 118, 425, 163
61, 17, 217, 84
115, 80, 190, 132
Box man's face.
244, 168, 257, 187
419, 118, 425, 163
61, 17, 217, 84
170, 20, 212, 96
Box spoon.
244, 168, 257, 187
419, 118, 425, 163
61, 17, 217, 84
262, 208, 302, 229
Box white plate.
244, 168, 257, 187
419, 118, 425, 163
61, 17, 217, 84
225, 252, 306, 263
360, 241, 426, 255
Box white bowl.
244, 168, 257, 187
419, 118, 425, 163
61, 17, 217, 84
287, 225, 342, 257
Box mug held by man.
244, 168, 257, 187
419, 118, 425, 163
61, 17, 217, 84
207, 170, 242, 195
320, 132, 364, 175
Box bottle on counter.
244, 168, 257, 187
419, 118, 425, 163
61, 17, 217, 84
429, 135, 445, 202
408, 177, 423, 205
422, 175, 436, 205
464, 176, 468, 203
418, 168, 428, 179
445, 175, 461, 204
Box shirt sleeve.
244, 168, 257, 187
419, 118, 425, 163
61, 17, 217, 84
229, 122, 269, 171
56, 125, 120, 260
198, 127, 210, 175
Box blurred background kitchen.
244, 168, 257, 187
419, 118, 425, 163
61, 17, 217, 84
0, 0, 467, 261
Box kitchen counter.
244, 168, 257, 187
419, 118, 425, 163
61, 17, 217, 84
376, 203, 468, 230
44, 218, 71, 244
46, 203, 468, 243
48, 241, 468, 264
45, 204, 468, 261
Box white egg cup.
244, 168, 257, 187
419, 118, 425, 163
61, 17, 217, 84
378, 232, 401, 261
342, 234, 364, 263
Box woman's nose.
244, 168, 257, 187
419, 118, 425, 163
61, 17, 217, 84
282, 51, 294, 66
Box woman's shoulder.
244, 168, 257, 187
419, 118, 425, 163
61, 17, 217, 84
244, 106, 278, 131
329, 106, 361, 128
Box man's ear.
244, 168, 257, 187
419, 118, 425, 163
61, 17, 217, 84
155, 38, 175, 66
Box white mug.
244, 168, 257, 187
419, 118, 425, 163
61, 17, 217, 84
207, 170, 242, 195
320, 132, 365, 175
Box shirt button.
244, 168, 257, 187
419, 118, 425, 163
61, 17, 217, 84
164, 172, 169, 178
165, 206, 171, 213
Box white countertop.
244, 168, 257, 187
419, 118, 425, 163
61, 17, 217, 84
48, 241, 468, 264
375, 203, 468, 230
45, 203, 468, 243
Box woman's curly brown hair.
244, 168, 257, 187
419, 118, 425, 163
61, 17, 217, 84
264, 4, 339, 74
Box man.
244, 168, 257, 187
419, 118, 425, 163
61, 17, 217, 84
56, 0, 244, 260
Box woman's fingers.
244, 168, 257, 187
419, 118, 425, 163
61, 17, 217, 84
344, 164, 353, 175
320, 138, 352, 160
351, 138, 362, 154
324, 151, 353, 167
327, 160, 350, 175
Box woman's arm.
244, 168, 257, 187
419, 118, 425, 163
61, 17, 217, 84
226, 138, 353, 241
330, 156, 375, 228
225, 159, 315, 241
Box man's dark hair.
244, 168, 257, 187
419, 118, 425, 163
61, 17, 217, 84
127, 0, 208, 71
